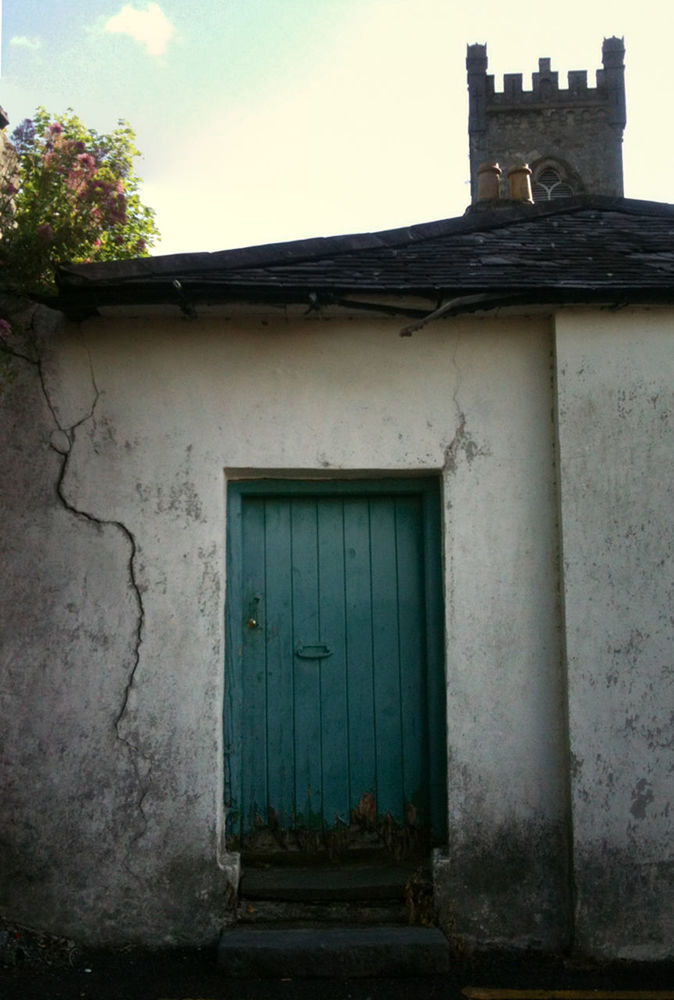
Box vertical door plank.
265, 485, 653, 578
423, 489, 447, 840
224, 488, 243, 842
369, 497, 404, 821
395, 496, 427, 817
316, 499, 350, 826
290, 499, 323, 828
264, 499, 295, 829
240, 497, 268, 833
343, 498, 377, 806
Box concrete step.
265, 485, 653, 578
240, 861, 421, 901
217, 925, 451, 978
237, 897, 407, 926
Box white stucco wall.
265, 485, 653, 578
555, 308, 674, 959
1, 305, 567, 947
434, 317, 568, 948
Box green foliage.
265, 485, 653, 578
0, 107, 159, 295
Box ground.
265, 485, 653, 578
1, 940, 674, 1000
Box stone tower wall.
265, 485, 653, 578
467, 38, 626, 201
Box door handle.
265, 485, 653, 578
295, 642, 333, 660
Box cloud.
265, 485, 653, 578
10, 35, 42, 51
104, 3, 175, 57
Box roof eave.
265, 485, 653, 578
53, 281, 674, 323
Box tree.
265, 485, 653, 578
0, 107, 159, 296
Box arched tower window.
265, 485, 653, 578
532, 165, 576, 201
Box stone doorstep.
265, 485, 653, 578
239, 861, 423, 902
237, 897, 408, 927
217, 925, 451, 979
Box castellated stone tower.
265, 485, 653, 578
466, 38, 626, 202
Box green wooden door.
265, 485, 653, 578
225, 479, 446, 857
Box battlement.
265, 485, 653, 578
467, 38, 625, 129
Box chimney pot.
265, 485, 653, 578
507, 163, 534, 203
476, 161, 502, 201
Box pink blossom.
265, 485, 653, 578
47, 121, 63, 135
76, 153, 96, 171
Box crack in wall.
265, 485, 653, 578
443, 412, 468, 474
443, 335, 491, 475
28, 340, 152, 879
444, 331, 468, 474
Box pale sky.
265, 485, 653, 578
2, 0, 672, 256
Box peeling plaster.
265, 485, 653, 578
630, 778, 654, 821
443, 412, 490, 473
434, 812, 571, 951
5, 305, 670, 954
574, 844, 674, 959
556, 309, 674, 958
443, 334, 490, 475
135, 445, 207, 523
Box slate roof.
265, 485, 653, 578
55, 196, 674, 319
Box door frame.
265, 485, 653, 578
223, 476, 447, 848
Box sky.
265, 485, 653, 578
1, 0, 672, 257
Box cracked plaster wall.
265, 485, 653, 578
555, 308, 674, 959
1, 306, 234, 946
0, 308, 150, 941
3, 306, 564, 947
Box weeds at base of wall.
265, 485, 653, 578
0, 917, 79, 969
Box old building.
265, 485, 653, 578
1, 192, 672, 960
1, 34, 672, 964
467, 38, 626, 201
